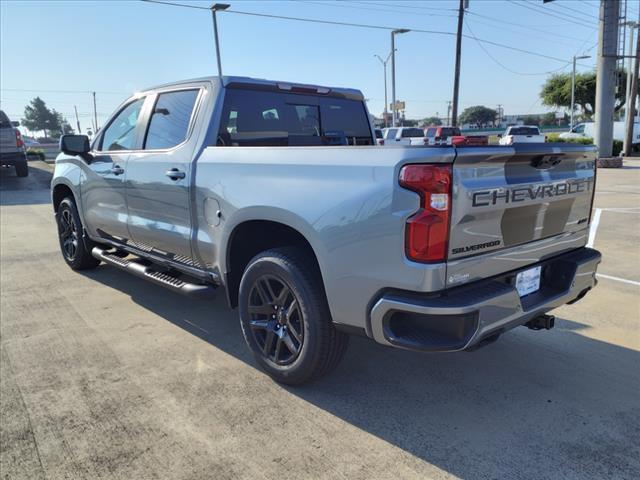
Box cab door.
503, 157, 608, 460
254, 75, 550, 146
82, 97, 147, 243
125, 87, 202, 262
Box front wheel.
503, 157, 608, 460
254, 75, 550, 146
238, 247, 349, 385
56, 197, 100, 270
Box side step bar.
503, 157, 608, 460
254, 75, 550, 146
92, 247, 216, 299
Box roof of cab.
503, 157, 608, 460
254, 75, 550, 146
140, 75, 364, 101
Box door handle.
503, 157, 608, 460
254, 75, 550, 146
165, 168, 186, 180
111, 165, 125, 175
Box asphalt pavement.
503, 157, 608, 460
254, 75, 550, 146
1, 160, 638, 480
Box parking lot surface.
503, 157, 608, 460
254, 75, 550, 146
1, 161, 639, 480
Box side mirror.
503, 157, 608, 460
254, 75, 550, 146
497, 134, 503, 138
60, 134, 90, 156
11, 121, 20, 127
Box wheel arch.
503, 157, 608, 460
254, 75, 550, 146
224, 219, 325, 309
52, 182, 75, 212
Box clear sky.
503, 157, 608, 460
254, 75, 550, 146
1, 0, 634, 134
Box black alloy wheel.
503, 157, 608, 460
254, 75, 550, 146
247, 275, 304, 366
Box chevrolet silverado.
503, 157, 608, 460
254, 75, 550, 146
52, 76, 601, 384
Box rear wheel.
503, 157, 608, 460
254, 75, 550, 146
238, 247, 349, 385
56, 197, 100, 270
15, 162, 28, 177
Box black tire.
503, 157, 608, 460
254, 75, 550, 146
15, 162, 28, 177
56, 197, 101, 270
238, 247, 349, 385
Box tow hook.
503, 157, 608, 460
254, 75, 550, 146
526, 314, 555, 331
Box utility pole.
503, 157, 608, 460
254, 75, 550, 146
451, 0, 466, 127
571, 55, 591, 130
210, 4, 230, 77
391, 29, 409, 127
624, 21, 638, 114
74, 105, 81, 135
497, 104, 502, 127
374, 52, 392, 127
594, 0, 620, 158
623, 21, 639, 156
92, 92, 98, 133
446, 101, 452, 125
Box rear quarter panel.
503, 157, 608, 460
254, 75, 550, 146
193, 146, 455, 330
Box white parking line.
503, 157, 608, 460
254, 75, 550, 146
596, 273, 640, 287
586, 208, 602, 248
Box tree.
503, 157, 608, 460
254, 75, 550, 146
422, 116, 442, 126
522, 115, 541, 126
540, 70, 633, 117
21, 97, 60, 138
458, 106, 497, 128
540, 112, 558, 126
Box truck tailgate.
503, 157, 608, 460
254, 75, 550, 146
446, 144, 596, 287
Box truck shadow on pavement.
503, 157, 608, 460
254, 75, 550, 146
82, 266, 640, 480
0, 162, 53, 205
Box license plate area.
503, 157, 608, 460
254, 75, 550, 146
515, 266, 542, 297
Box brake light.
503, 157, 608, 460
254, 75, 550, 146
399, 164, 452, 263
15, 130, 24, 148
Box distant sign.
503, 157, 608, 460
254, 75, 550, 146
554, 111, 564, 119
390, 101, 406, 111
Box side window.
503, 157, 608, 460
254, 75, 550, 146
385, 128, 398, 139
144, 89, 199, 150
100, 98, 145, 151
574, 124, 585, 134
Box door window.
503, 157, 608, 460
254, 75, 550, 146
100, 98, 145, 151
144, 89, 199, 150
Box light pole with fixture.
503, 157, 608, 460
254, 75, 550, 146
210, 3, 230, 77
374, 52, 392, 127
571, 54, 590, 130
391, 28, 409, 127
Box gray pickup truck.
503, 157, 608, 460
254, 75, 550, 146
52, 76, 601, 384
0, 110, 28, 177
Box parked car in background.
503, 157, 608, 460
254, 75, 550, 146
560, 121, 640, 145
375, 128, 385, 145
499, 125, 546, 145
0, 110, 28, 177
425, 126, 488, 146
383, 127, 425, 145
23, 136, 42, 148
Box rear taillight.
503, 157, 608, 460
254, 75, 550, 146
15, 130, 24, 148
399, 164, 452, 263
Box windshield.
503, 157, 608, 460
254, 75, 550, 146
508, 127, 540, 136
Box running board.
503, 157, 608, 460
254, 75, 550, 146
92, 247, 216, 299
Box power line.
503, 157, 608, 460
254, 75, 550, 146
508, 0, 596, 29
465, 20, 572, 76
465, 11, 593, 44
141, 0, 208, 10
223, 8, 594, 65
549, 1, 600, 22
306, 1, 456, 18
139, 0, 593, 66
342, 1, 457, 13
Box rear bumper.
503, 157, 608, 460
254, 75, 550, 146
0, 151, 27, 166
368, 247, 601, 352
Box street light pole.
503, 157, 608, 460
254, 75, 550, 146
571, 55, 590, 130
390, 29, 409, 127
374, 52, 392, 127
210, 3, 230, 77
